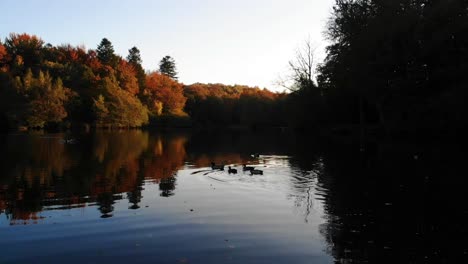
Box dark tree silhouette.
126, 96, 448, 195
126, 46, 146, 92
127, 47, 142, 65
317, 0, 468, 133
278, 39, 317, 92
96, 38, 117, 66
159, 55, 178, 80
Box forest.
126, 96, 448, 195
1, 0, 467, 136
0, 34, 287, 130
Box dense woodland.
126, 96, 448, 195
0, 34, 286, 130
317, 0, 468, 135
1, 0, 467, 136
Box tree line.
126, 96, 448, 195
1, 0, 466, 135
0, 34, 187, 129
0, 34, 289, 130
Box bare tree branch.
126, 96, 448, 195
277, 38, 318, 92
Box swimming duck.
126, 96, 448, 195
211, 162, 224, 170
250, 169, 263, 175
242, 164, 255, 171
228, 166, 237, 174
60, 138, 77, 144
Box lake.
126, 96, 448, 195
0, 131, 466, 263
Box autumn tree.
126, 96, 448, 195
0, 42, 6, 62
116, 59, 139, 95
145, 72, 186, 116
183, 83, 285, 127
0, 42, 7, 72
4, 33, 44, 72
3, 69, 72, 128
56, 44, 88, 64
93, 74, 148, 127
159, 56, 178, 80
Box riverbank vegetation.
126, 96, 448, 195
1, 0, 466, 136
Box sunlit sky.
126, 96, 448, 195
1, 0, 335, 91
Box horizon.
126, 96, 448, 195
1, 0, 335, 91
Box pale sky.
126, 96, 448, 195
1, 0, 335, 91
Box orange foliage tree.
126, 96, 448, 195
183, 83, 287, 126
145, 72, 186, 116
56, 44, 88, 64
116, 59, 139, 96
85, 50, 103, 73
4, 33, 44, 71
0, 42, 7, 71
0, 43, 6, 61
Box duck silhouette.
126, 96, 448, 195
242, 164, 255, 171
228, 166, 237, 174
250, 169, 263, 175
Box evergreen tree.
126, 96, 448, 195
159, 56, 178, 80
127, 47, 142, 65
127, 46, 146, 92
97, 38, 116, 66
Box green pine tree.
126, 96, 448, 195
159, 55, 178, 80
127, 46, 146, 92
97, 38, 117, 66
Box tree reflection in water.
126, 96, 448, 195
0, 131, 292, 222
1, 131, 466, 262
0, 131, 190, 220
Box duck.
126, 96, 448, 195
242, 164, 255, 171
228, 166, 237, 174
60, 138, 76, 144
211, 162, 224, 170
250, 169, 263, 175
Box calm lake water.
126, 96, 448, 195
0, 131, 466, 263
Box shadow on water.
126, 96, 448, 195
311, 139, 468, 263
0, 130, 466, 262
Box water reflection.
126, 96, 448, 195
0, 131, 465, 263
0, 131, 191, 221
0, 131, 292, 223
